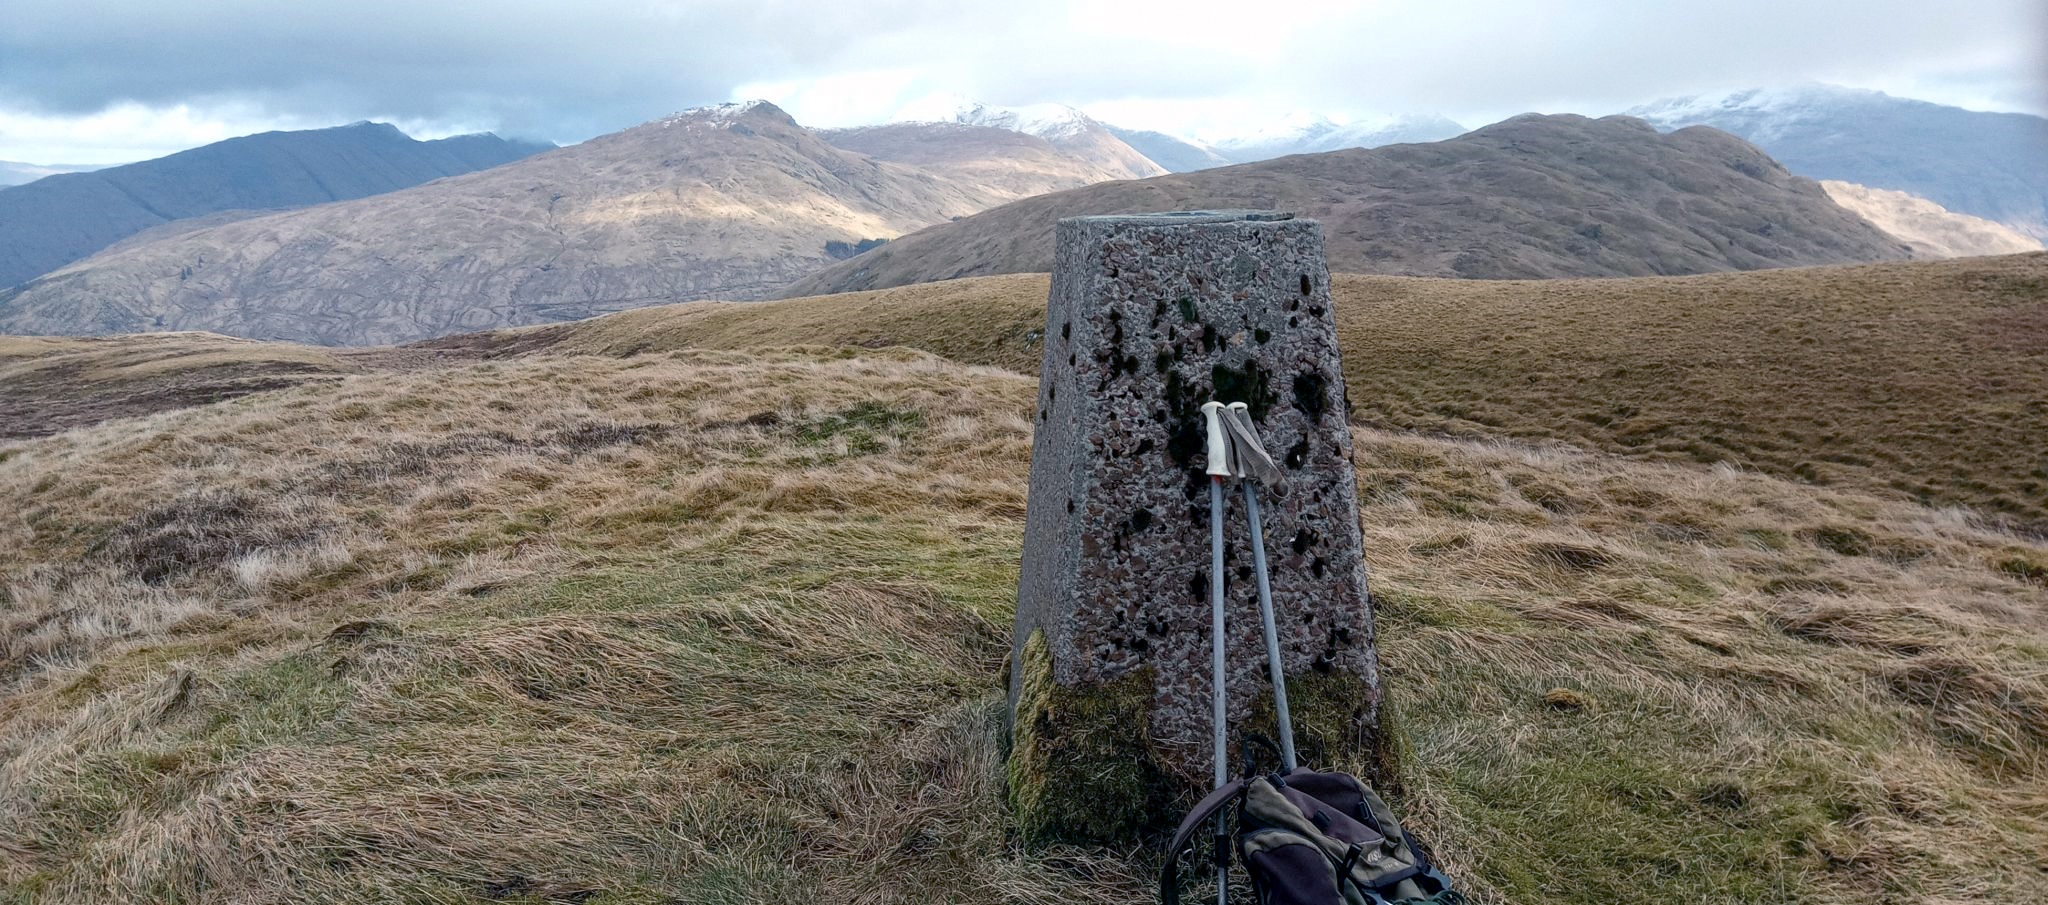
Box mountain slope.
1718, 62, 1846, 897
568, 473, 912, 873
1630, 85, 2048, 241
784, 114, 1911, 296
0, 102, 1032, 346
1823, 181, 2042, 258
1211, 112, 1469, 162
819, 122, 1133, 200
0, 123, 551, 289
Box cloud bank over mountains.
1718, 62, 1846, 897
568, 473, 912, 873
0, 0, 2041, 162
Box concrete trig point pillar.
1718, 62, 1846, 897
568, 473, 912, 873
1008, 211, 1384, 842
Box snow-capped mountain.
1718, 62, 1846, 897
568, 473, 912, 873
885, 95, 1469, 173
1628, 83, 2048, 241
1206, 113, 1469, 163
890, 95, 1166, 180
948, 101, 1097, 142
1101, 126, 1232, 172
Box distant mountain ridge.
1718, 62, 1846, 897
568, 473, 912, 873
1005, 106, 1468, 172
783, 113, 1909, 296
818, 121, 1136, 200
892, 98, 1167, 180
1207, 112, 1470, 162
1629, 85, 2048, 240
0, 101, 1105, 345
1101, 126, 1232, 172
0, 122, 552, 289
0, 160, 104, 188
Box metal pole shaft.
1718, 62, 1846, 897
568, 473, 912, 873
1242, 483, 1297, 773
1208, 476, 1229, 905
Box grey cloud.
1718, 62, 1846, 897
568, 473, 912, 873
0, 0, 2040, 145
0, 0, 985, 139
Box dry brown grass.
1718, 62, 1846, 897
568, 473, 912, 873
0, 333, 351, 441
1, 341, 2044, 903
1332, 253, 2048, 534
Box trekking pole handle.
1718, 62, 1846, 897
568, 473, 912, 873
1201, 401, 1233, 478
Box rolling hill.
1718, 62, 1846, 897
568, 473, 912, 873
0, 123, 551, 289
784, 114, 1910, 297
1630, 85, 2048, 241
2, 255, 2044, 901
0, 102, 1110, 346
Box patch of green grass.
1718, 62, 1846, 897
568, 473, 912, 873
1373, 586, 1523, 632
1994, 549, 2048, 586
202, 652, 354, 747
1384, 638, 1842, 904
793, 402, 924, 456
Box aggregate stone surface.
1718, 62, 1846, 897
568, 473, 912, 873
1011, 211, 1381, 780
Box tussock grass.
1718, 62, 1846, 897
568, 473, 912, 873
0, 332, 350, 442
1, 344, 2044, 902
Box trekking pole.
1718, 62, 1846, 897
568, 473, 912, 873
1199, 401, 1234, 905
1224, 403, 1296, 772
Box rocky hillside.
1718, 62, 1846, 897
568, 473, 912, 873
0, 102, 1078, 346
785, 114, 1911, 296
0, 123, 551, 289
1823, 181, 2042, 258
1631, 85, 2048, 241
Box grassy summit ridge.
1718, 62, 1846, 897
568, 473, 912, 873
1, 338, 2044, 903
454, 252, 2048, 532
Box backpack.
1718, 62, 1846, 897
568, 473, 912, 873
1160, 753, 1462, 905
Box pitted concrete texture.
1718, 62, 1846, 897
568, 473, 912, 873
1010, 210, 1381, 782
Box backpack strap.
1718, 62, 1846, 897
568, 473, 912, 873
1158, 777, 1249, 905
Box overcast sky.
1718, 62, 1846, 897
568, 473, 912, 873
2, 0, 2042, 164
